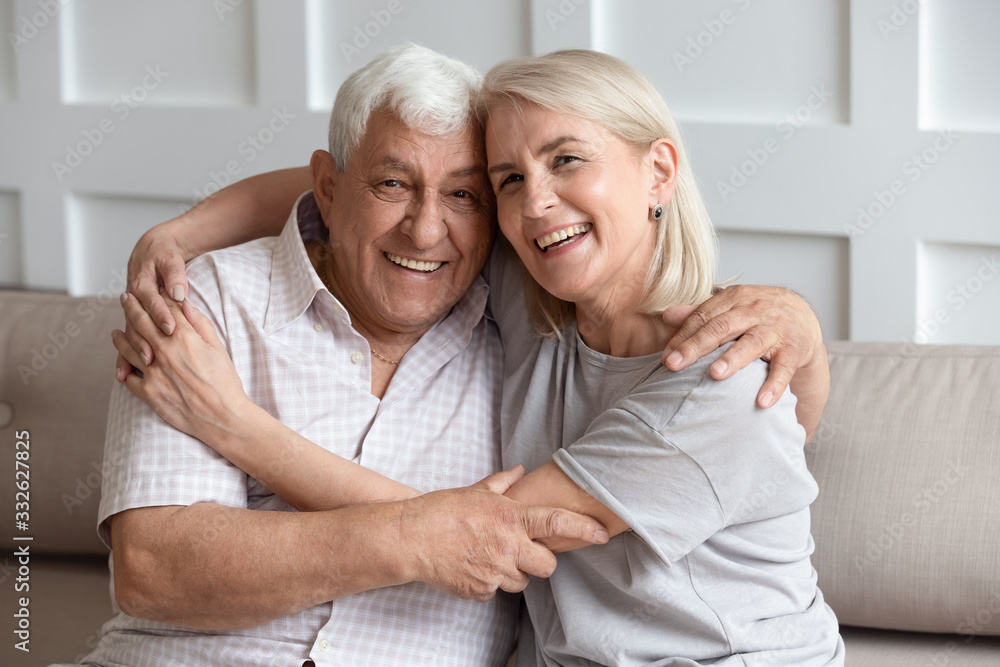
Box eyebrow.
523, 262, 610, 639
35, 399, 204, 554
487, 135, 587, 176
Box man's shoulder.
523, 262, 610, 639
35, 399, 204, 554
186, 237, 278, 300
187, 236, 277, 283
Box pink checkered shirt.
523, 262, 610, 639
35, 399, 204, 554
85, 193, 517, 666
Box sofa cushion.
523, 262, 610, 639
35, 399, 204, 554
839, 626, 1000, 666
808, 342, 1000, 635
0, 290, 123, 555
0, 555, 114, 665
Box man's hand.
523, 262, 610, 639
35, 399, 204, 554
661, 285, 830, 439
401, 466, 609, 601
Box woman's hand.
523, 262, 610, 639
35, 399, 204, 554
116, 224, 196, 382
112, 291, 255, 453
660, 284, 830, 439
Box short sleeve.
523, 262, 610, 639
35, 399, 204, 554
553, 409, 725, 566
484, 238, 538, 362
553, 358, 811, 565
96, 257, 248, 548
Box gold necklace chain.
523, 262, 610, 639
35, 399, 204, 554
370, 350, 400, 365
316, 246, 401, 365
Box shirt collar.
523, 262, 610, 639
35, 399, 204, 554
263, 191, 330, 333
263, 191, 490, 340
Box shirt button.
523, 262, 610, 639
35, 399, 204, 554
319, 639, 329, 652
313, 323, 323, 332
350, 351, 364, 364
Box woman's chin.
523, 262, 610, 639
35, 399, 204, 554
535, 277, 586, 306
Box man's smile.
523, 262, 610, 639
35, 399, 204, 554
384, 251, 445, 273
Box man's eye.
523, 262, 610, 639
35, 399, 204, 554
381, 179, 402, 188
453, 190, 472, 199
499, 173, 523, 190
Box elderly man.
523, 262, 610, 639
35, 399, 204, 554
89, 44, 828, 666
81, 44, 617, 667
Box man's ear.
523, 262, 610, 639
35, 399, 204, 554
646, 138, 678, 209
310, 150, 339, 225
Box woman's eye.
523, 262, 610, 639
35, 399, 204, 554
499, 173, 523, 190
554, 155, 580, 167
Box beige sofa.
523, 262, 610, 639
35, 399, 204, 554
2, 289, 999, 666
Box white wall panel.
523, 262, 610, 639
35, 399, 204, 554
919, 0, 1000, 133
306, 0, 530, 111
66, 193, 187, 296
599, 0, 850, 125
0, 191, 22, 287
918, 241, 1000, 345
718, 230, 849, 340
0, 0, 15, 101
0, 0, 997, 344
61, 0, 257, 107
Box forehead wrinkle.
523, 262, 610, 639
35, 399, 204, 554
538, 135, 588, 155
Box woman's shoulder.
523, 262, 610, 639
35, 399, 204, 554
615, 344, 772, 431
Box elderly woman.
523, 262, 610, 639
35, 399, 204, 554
113, 49, 841, 664
477, 50, 844, 665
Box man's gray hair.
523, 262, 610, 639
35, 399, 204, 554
328, 43, 483, 171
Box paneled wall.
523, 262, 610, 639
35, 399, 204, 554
1, 0, 997, 344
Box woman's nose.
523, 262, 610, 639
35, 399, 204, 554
522, 176, 558, 219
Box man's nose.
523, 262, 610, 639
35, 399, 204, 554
522, 176, 558, 219
401, 190, 448, 249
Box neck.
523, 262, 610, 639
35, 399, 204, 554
574, 280, 676, 358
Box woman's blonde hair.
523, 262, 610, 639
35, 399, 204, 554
478, 50, 718, 337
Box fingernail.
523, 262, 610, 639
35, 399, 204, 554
595, 529, 610, 544
141, 353, 150, 367
115, 367, 122, 382
172, 286, 184, 301
161, 323, 172, 335
666, 351, 683, 367
120, 292, 128, 304
711, 359, 728, 375
760, 391, 774, 408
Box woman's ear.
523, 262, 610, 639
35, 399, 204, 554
647, 138, 679, 209
310, 150, 339, 225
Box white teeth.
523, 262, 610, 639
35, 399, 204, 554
385, 252, 443, 272
536, 223, 592, 251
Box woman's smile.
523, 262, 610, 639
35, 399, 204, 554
535, 223, 592, 253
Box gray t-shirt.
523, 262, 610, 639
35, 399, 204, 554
487, 242, 845, 666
